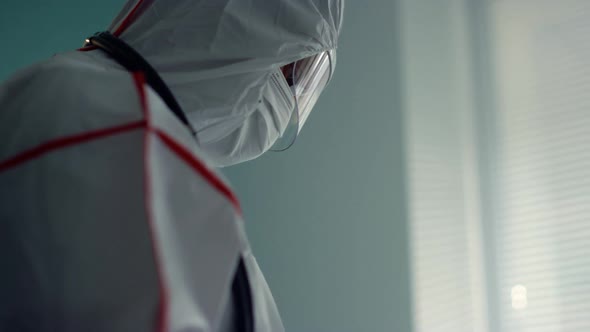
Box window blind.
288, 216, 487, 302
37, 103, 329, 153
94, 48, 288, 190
489, 1, 590, 331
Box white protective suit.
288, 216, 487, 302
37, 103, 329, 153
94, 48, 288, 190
0, 0, 343, 331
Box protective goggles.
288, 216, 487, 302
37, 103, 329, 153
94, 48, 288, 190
271, 49, 335, 151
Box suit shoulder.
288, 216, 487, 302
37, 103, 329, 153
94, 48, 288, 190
0, 54, 145, 161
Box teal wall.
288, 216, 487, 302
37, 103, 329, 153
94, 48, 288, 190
0, 1, 121, 79
1, 2, 413, 331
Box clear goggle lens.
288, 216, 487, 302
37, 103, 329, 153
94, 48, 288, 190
271, 50, 334, 151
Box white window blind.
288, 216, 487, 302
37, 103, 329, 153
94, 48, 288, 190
401, 1, 489, 331
489, 1, 590, 331
403, 1, 590, 331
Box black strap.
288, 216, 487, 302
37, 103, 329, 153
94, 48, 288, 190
85, 31, 196, 136
232, 258, 255, 332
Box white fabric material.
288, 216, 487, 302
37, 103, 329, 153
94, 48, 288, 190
145, 87, 247, 332
0, 52, 282, 331
109, 0, 344, 166
0, 62, 156, 331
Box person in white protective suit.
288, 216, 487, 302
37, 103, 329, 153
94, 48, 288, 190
0, 0, 343, 331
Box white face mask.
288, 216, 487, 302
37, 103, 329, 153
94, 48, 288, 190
108, 1, 343, 167
196, 70, 296, 167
